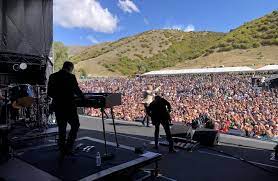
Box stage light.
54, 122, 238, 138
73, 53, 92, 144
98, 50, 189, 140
12, 63, 28, 71
19, 63, 27, 70
12, 64, 19, 71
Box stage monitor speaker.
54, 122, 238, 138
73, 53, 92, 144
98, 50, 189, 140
192, 128, 219, 146
170, 124, 193, 139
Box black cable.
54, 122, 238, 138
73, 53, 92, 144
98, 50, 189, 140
200, 146, 278, 175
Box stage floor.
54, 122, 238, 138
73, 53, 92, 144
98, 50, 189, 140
1, 115, 278, 181
1, 136, 161, 181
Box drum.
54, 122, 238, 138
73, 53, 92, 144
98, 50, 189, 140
9, 84, 34, 108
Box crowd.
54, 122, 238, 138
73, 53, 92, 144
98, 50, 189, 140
79, 73, 278, 140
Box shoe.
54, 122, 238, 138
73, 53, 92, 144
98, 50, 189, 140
169, 148, 177, 153
58, 150, 66, 161
59, 147, 67, 154
65, 149, 76, 156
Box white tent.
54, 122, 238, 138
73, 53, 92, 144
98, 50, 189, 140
143, 66, 254, 76
265, 74, 278, 82
256, 65, 278, 71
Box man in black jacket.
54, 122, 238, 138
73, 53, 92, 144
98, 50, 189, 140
147, 95, 176, 152
275, 144, 278, 160
47, 61, 84, 155
0, 90, 5, 124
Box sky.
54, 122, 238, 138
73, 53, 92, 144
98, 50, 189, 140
53, 0, 278, 46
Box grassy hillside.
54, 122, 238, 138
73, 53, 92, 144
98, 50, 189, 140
173, 46, 278, 69
70, 10, 278, 76
105, 31, 224, 75
205, 10, 278, 54
67, 46, 90, 57
72, 30, 224, 75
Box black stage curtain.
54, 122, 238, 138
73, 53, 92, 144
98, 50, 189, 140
0, 0, 53, 86
0, 0, 53, 56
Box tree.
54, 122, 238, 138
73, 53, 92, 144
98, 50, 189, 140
53, 41, 69, 72
79, 68, 87, 78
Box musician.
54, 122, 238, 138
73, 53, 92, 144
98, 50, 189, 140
142, 85, 160, 127
0, 90, 4, 105
275, 144, 278, 160
147, 95, 176, 153
0, 90, 5, 124
47, 61, 84, 156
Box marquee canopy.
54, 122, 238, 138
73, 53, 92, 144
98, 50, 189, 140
143, 66, 255, 76
256, 65, 278, 71
143, 64, 278, 76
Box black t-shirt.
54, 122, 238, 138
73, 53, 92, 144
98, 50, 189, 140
148, 97, 171, 121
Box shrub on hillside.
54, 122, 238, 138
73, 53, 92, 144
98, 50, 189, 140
252, 42, 260, 48
226, 38, 234, 43
205, 49, 214, 53
261, 39, 276, 45
78, 68, 87, 77
218, 42, 229, 48
134, 54, 144, 60
258, 25, 269, 31
239, 44, 250, 49
141, 44, 149, 48
217, 46, 233, 52
274, 39, 278, 45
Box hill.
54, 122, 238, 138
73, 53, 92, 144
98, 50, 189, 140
69, 10, 278, 76
67, 46, 90, 57
72, 30, 224, 76
203, 10, 278, 54
173, 46, 278, 69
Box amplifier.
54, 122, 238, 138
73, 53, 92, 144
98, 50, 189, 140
192, 128, 219, 146
170, 123, 193, 139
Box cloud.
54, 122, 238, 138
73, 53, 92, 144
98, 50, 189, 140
143, 17, 149, 25
164, 24, 195, 32
86, 35, 99, 44
54, 0, 118, 33
118, 0, 140, 13
184, 24, 195, 32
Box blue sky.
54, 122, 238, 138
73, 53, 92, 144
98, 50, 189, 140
54, 0, 278, 46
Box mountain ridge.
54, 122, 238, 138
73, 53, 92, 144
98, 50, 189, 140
65, 10, 278, 76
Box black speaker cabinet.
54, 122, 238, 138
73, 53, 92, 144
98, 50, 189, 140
170, 123, 193, 139
192, 128, 219, 146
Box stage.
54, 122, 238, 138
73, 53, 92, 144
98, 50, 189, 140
0, 115, 278, 181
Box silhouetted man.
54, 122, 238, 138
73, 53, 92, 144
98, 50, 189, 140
0, 90, 5, 124
275, 144, 278, 160
142, 85, 160, 127
147, 95, 176, 153
47, 61, 84, 155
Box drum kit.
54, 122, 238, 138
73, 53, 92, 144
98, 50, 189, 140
0, 84, 55, 129
0, 84, 55, 163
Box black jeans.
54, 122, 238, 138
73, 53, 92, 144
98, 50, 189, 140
0, 102, 5, 124
154, 120, 174, 151
142, 104, 150, 126
55, 110, 80, 152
